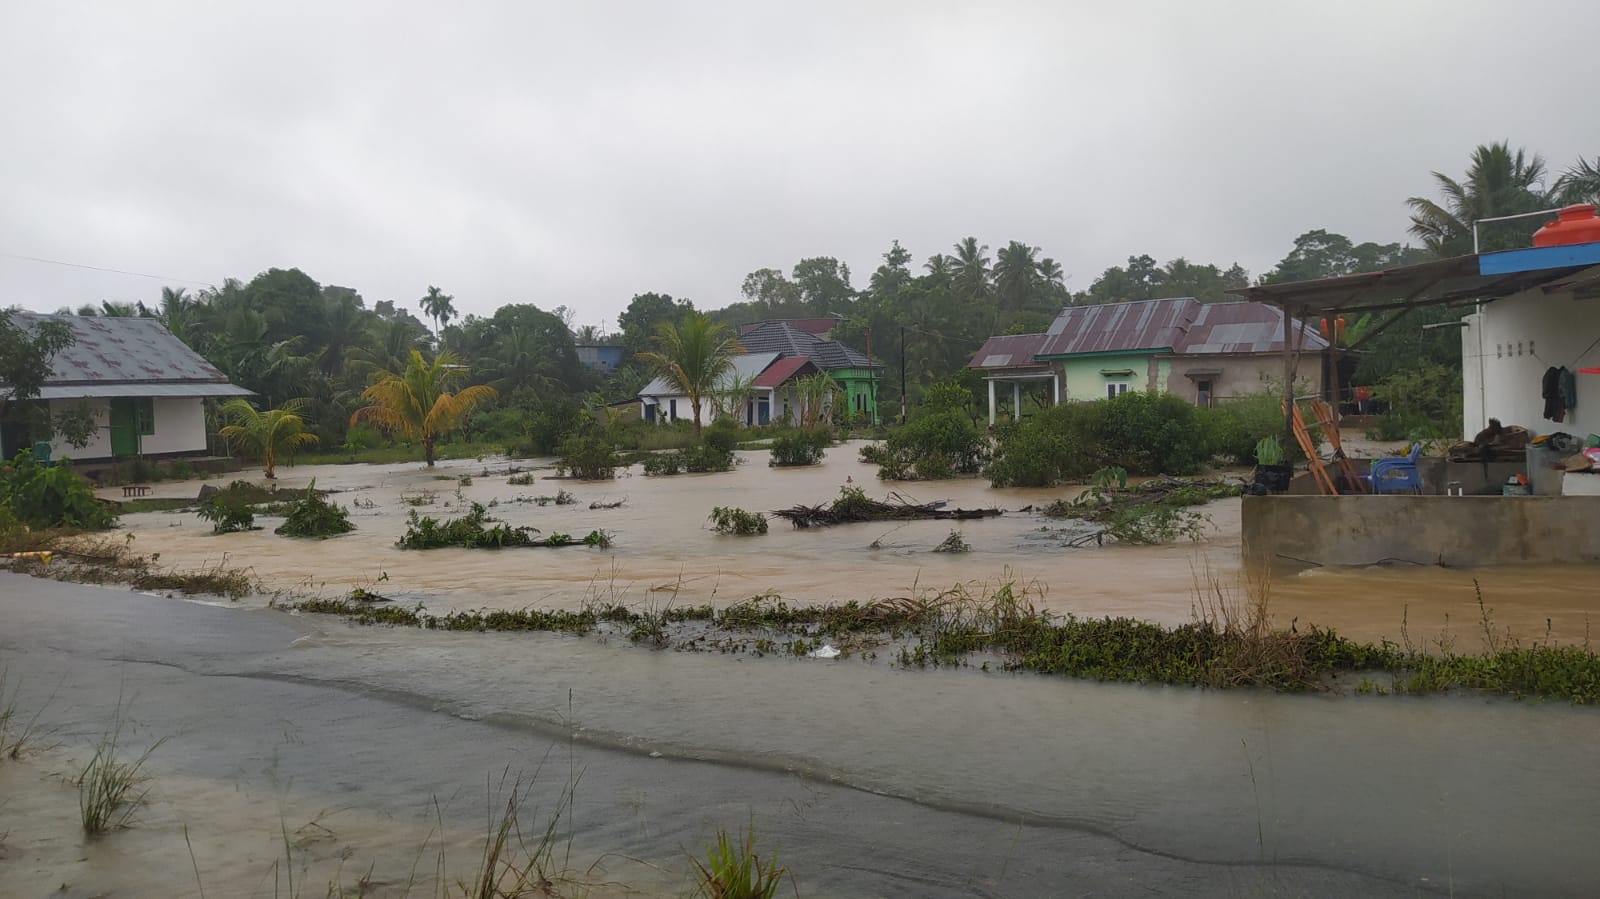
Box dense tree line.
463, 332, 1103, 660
13, 141, 1593, 458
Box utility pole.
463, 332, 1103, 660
899, 325, 907, 424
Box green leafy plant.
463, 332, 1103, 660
768, 429, 830, 467
196, 495, 257, 534
709, 506, 768, 535
557, 434, 620, 480
273, 480, 354, 538
862, 409, 986, 480
0, 450, 117, 530
1254, 437, 1284, 467
692, 826, 787, 899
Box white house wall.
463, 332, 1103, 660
1462, 287, 1600, 440
43, 396, 209, 461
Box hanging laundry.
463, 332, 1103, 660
1543, 366, 1566, 421
1559, 366, 1577, 413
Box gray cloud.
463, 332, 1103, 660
3, 1, 1597, 330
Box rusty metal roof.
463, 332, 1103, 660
8, 313, 236, 385
967, 333, 1051, 372
1179, 301, 1327, 354
1037, 298, 1197, 357
968, 299, 1326, 370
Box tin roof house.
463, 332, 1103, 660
967, 298, 1325, 424
0, 313, 251, 462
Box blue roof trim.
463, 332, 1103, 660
1478, 241, 1600, 276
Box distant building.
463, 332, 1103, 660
968, 298, 1326, 424
638, 352, 824, 426
734, 320, 881, 424
0, 313, 252, 461
574, 344, 625, 374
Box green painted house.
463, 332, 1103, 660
968, 298, 1326, 423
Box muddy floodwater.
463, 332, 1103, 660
115, 441, 1600, 646
3, 442, 1597, 896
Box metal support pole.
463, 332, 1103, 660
1282, 305, 1295, 456
987, 379, 996, 426
1012, 381, 1021, 421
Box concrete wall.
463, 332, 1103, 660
1462, 285, 1600, 441
1058, 353, 1158, 401
1242, 494, 1600, 568
41, 396, 208, 461
1162, 353, 1323, 406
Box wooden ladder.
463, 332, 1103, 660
1308, 399, 1369, 494
1284, 401, 1337, 495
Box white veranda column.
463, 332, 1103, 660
1053, 372, 1061, 404
1012, 382, 1021, 420
987, 379, 997, 426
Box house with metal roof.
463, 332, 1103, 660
0, 313, 251, 461
968, 298, 1325, 424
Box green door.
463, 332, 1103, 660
109, 398, 139, 457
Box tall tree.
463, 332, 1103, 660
1407, 143, 1555, 257
350, 350, 497, 466
618, 292, 694, 357
790, 257, 856, 315
993, 241, 1041, 311
217, 399, 319, 479
419, 286, 457, 335
739, 268, 803, 314
636, 312, 741, 437
949, 237, 992, 302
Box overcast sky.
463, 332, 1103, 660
4, 1, 1598, 331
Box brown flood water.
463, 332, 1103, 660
111, 440, 1600, 647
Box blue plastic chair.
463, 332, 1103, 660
1368, 443, 1423, 494
31, 441, 52, 464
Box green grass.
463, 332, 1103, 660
693, 825, 787, 899
118, 497, 194, 514
77, 702, 165, 834
291, 441, 502, 467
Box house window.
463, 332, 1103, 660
1195, 380, 1213, 408
669, 399, 678, 421
1105, 382, 1129, 400
136, 398, 155, 435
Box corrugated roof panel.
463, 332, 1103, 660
639, 352, 782, 397
9, 313, 233, 384
33, 383, 255, 399
966, 333, 1051, 371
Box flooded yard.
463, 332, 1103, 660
109, 440, 1600, 647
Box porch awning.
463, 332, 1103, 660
1183, 369, 1223, 379
1099, 368, 1135, 376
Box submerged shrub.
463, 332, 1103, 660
0, 450, 117, 530
709, 506, 768, 535
865, 409, 986, 480
557, 434, 620, 480
397, 503, 610, 550
273, 480, 354, 538
196, 494, 257, 534
641, 444, 735, 476
769, 429, 830, 467
988, 392, 1210, 486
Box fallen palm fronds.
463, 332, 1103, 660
772, 486, 1001, 529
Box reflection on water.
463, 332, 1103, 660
119, 442, 1600, 647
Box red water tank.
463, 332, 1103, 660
1532, 204, 1600, 247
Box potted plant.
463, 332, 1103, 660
1251, 436, 1293, 493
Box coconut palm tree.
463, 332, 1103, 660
950, 237, 992, 301
1406, 143, 1556, 257
993, 241, 1042, 311
1557, 157, 1600, 206
636, 312, 742, 437
217, 399, 320, 479
349, 350, 497, 466
419, 286, 456, 336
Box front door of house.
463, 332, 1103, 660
108, 398, 140, 456
757, 400, 770, 425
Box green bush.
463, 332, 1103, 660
1195, 393, 1296, 465
769, 429, 829, 467
273, 480, 354, 538
398, 503, 539, 548
641, 444, 734, 476
1370, 364, 1462, 440
0, 450, 117, 530
557, 434, 620, 480
708, 506, 768, 535
703, 421, 739, 456
863, 409, 987, 480
988, 392, 1214, 487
